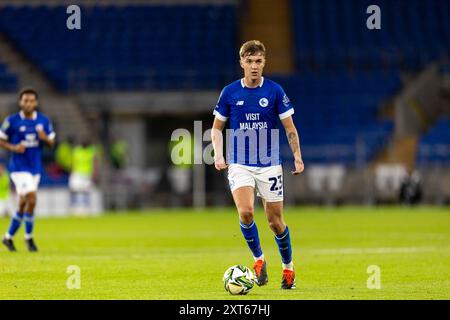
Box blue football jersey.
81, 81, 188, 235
213, 77, 294, 167
0, 111, 55, 174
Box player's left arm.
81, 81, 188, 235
276, 85, 304, 175
37, 119, 56, 148
281, 116, 304, 175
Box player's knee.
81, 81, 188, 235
238, 206, 254, 224
268, 218, 284, 235
25, 193, 37, 208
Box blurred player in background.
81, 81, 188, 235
55, 136, 74, 174
69, 138, 98, 215
168, 133, 194, 206
0, 162, 14, 217
211, 40, 304, 289
0, 88, 55, 252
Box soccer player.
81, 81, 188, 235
0, 88, 55, 252
211, 40, 304, 289
69, 139, 97, 215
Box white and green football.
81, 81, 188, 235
223, 265, 255, 295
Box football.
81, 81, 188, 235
223, 265, 255, 295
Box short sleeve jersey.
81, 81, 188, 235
213, 77, 294, 167
0, 111, 55, 174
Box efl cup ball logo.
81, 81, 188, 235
259, 98, 269, 108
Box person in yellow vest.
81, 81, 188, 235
55, 136, 74, 174
0, 163, 14, 218
168, 132, 194, 206
110, 138, 127, 169
69, 139, 98, 215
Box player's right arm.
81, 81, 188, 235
0, 139, 25, 153
211, 117, 227, 171
211, 87, 230, 171
0, 118, 25, 153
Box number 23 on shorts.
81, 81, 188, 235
268, 175, 282, 192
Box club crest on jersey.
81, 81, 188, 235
283, 94, 290, 107
19, 126, 26, 132
259, 98, 269, 108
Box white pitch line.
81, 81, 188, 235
307, 246, 447, 255
4, 247, 446, 262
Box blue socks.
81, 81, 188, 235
240, 220, 263, 259
5, 212, 35, 239
24, 213, 34, 239
274, 226, 293, 265
6, 212, 24, 239
240, 221, 293, 267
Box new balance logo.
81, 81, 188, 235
236, 100, 244, 106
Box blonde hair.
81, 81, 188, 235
239, 40, 266, 58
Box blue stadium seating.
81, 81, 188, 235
1, 2, 439, 167
0, 61, 18, 91
416, 118, 450, 166
291, 0, 449, 72
275, 69, 400, 165
286, 0, 448, 165
0, 5, 238, 91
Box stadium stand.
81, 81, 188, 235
276, 70, 399, 165
0, 61, 17, 91
0, 5, 238, 91
291, 0, 449, 72
416, 118, 450, 166
282, 0, 449, 166
0, 1, 446, 169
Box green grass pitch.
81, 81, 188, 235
0, 206, 449, 299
